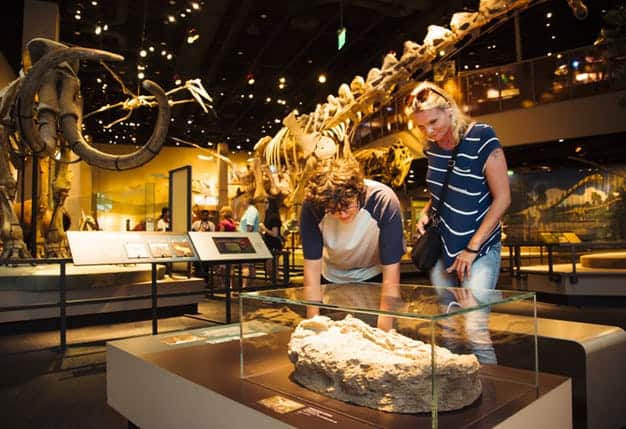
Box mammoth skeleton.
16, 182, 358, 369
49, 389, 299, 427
0, 38, 171, 259
246, 0, 588, 208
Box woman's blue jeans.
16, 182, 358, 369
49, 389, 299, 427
429, 243, 501, 364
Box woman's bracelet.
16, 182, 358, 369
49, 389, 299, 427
465, 246, 479, 254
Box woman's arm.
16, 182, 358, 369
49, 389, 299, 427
415, 199, 432, 236
260, 223, 280, 238
468, 148, 511, 249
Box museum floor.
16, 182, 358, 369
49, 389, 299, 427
2, 275, 626, 429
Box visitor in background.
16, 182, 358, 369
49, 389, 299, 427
218, 205, 236, 231
191, 209, 215, 232
300, 158, 405, 330
260, 196, 284, 278
238, 198, 260, 287
215, 205, 237, 286
156, 207, 170, 231
405, 81, 511, 363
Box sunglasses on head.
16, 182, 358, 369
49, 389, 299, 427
407, 86, 449, 107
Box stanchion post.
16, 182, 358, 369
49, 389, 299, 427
151, 263, 158, 335
282, 250, 289, 286
570, 244, 578, 284
547, 245, 555, 280
59, 260, 67, 351
271, 253, 277, 286
225, 263, 232, 324
508, 245, 514, 277
514, 245, 522, 278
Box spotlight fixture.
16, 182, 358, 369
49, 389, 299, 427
187, 28, 200, 44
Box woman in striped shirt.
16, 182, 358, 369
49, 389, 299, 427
405, 81, 511, 363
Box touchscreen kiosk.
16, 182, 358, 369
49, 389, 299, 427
189, 232, 272, 261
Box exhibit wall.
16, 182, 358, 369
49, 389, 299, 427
67, 145, 249, 232
504, 164, 626, 242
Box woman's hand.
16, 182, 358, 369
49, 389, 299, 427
415, 212, 430, 237
446, 250, 478, 282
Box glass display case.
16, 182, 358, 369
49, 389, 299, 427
240, 283, 538, 428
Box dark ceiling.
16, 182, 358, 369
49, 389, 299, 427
34, 0, 617, 153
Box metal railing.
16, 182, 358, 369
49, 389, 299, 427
458, 43, 625, 116
351, 42, 625, 148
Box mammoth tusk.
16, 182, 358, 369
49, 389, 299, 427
17, 45, 123, 158
61, 79, 171, 171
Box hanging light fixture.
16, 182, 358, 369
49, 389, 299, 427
337, 0, 346, 50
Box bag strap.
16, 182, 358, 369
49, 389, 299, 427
431, 143, 461, 222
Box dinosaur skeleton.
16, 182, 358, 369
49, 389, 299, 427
84, 63, 213, 129
247, 0, 588, 208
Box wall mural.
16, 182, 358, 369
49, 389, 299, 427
504, 165, 626, 242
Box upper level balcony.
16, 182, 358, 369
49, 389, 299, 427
459, 43, 624, 117
352, 43, 626, 151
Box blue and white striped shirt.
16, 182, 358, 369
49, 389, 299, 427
425, 123, 502, 268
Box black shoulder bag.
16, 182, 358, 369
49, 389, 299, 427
411, 145, 460, 271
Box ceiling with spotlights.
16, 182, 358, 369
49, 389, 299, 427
45, 0, 614, 154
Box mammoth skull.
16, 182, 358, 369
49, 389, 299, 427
17, 38, 171, 171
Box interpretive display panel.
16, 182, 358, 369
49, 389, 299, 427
67, 231, 199, 265
240, 283, 538, 426
539, 231, 582, 244
189, 231, 272, 261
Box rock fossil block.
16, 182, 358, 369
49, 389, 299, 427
288, 315, 482, 413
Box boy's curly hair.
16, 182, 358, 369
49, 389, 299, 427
304, 158, 366, 212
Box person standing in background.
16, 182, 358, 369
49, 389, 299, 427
238, 198, 260, 287
260, 196, 284, 277
191, 209, 216, 232
156, 207, 170, 231
218, 206, 237, 231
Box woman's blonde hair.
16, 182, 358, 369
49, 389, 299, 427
404, 81, 471, 145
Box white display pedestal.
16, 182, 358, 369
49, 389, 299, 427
107, 325, 572, 429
